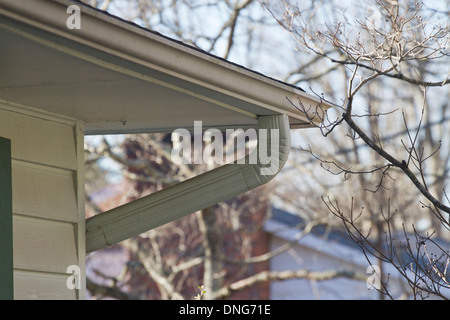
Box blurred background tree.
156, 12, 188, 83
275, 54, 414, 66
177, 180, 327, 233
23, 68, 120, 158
262, 0, 449, 298
82, 0, 449, 299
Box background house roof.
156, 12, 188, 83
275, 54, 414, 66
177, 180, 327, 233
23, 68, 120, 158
0, 0, 330, 135
269, 207, 360, 249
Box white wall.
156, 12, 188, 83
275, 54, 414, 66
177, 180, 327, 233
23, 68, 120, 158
0, 101, 85, 299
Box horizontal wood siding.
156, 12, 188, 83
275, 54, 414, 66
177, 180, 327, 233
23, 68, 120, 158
14, 270, 77, 300
12, 161, 78, 222
0, 103, 84, 300
0, 108, 77, 170
13, 215, 78, 273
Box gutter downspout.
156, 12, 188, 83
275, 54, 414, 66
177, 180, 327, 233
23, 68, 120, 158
86, 114, 290, 253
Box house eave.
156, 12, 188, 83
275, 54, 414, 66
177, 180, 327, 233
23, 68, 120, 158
0, 0, 331, 134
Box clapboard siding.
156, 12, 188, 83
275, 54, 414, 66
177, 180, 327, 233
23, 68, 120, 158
0, 107, 77, 170
12, 161, 78, 222
13, 215, 78, 273
14, 270, 77, 300
0, 102, 84, 300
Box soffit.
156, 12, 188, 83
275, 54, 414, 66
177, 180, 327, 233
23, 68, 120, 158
0, 25, 260, 134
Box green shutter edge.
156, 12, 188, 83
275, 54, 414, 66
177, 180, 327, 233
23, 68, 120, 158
0, 137, 13, 300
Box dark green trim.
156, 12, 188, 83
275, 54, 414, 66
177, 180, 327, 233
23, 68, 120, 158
0, 137, 13, 300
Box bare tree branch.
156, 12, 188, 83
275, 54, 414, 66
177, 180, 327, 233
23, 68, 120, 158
215, 268, 368, 299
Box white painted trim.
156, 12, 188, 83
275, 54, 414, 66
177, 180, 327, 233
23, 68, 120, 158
74, 121, 86, 300
0, 99, 78, 126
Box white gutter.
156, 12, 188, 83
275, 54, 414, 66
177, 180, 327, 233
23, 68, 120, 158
86, 114, 290, 253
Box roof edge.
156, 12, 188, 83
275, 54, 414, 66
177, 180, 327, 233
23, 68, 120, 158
0, 0, 332, 127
